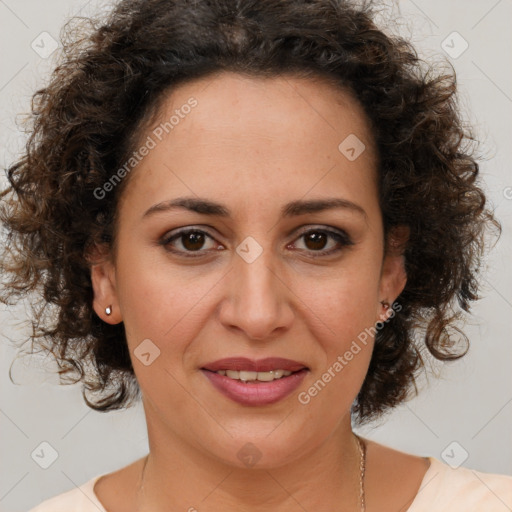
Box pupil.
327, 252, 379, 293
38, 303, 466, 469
305, 232, 326, 250
183, 232, 204, 251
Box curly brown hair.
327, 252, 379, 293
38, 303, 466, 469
0, 0, 501, 423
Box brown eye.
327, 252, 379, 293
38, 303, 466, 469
160, 228, 219, 257
159, 226, 354, 259
303, 231, 329, 251
180, 231, 207, 251
291, 228, 354, 257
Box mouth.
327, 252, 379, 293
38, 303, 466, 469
201, 368, 304, 382
201, 356, 309, 375
200, 357, 309, 406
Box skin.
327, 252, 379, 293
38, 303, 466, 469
89, 71, 429, 512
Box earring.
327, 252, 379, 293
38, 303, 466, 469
378, 300, 391, 324
105, 305, 112, 316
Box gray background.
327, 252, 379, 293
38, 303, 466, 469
1, 1, 511, 511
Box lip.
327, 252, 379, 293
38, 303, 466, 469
201, 367, 309, 406
201, 357, 309, 373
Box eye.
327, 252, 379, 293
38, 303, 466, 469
160, 225, 354, 258
289, 227, 354, 257
159, 228, 221, 257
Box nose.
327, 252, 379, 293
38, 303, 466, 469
218, 249, 294, 341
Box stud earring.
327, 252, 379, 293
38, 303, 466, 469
380, 300, 390, 310
105, 305, 112, 316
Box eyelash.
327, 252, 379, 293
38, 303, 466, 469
159, 226, 354, 259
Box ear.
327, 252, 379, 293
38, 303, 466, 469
86, 242, 122, 324
377, 225, 409, 322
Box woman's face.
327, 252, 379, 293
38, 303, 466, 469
91, 71, 406, 468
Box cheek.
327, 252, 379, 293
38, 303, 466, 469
298, 263, 382, 343
295, 278, 378, 418
304, 287, 376, 382
114, 252, 213, 361
115, 264, 209, 403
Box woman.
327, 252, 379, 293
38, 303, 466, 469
1, 0, 510, 510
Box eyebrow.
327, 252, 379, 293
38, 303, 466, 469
142, 196, 367, 220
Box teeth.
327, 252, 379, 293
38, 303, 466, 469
218, 369, 293, 381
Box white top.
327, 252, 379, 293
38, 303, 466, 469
27, 457, 512, 512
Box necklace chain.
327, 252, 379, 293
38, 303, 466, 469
355, 434, 367, 512
139, 434, 366, 511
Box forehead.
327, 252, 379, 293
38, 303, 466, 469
150, 70, 375, 150
120, 71, 378, 219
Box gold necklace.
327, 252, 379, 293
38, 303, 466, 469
355, 433, 367, 511
138, 434, 367, 511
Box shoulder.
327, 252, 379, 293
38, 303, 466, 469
26, 474, 107, 512
408, 457, 512, 512
364, 439, 512, 512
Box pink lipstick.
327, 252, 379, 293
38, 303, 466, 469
201, 357, 309, 406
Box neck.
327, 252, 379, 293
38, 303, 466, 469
136, 413, 364, 512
